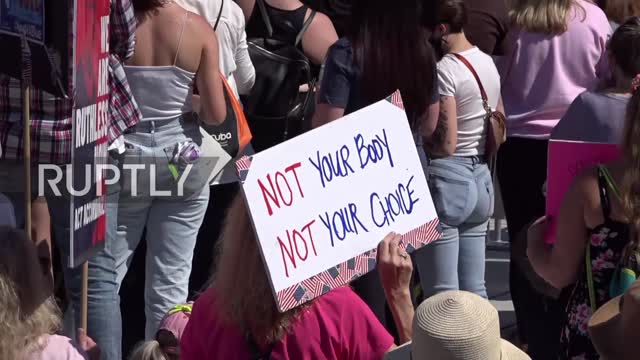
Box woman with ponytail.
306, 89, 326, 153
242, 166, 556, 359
526, 16, 640, 358
552, 17, 640, 144
129, 304, 192, 360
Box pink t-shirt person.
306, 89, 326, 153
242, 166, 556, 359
181, 286, 394, 360
30, 335, 88, 360
498, 0, 611, 139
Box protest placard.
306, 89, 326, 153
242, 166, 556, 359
69, 0, 109, 267
545, 140, 620, 244
238, 93, 441, 312
0, 0, 71, 97
0, 0, 45, 42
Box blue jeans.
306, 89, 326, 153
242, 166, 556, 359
59, 190, 122, 360
114, 117, 210, 338
415, 156, 494, 298
0, 159, 122, 360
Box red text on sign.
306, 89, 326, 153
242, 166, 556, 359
258, 162, 304, 216
278, 219, 318, 278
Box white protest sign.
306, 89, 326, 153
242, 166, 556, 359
238, 94, 441, 311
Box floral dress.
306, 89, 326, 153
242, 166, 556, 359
559, 167, 629, 359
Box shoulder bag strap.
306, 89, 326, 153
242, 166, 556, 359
599, 165, 622, 200
586, 238, 597, 314
294, 9, 316, 47
214, 0, 224, 30
597, 165, 613, 220
585, 165, 606, 314
451, 53, 491, 113
256, 0, 274, 38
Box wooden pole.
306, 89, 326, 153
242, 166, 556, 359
23, 85, 31, 236
81, 262, 88, 330
21, 33, 32, 237
20, 33, 31, 237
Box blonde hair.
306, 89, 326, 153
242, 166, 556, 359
510, 0, 585, 34
0, 226, 61, 360
129, 340, 172, 360
210, 196, 306, 344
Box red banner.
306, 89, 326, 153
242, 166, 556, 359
69, 0, 110, 267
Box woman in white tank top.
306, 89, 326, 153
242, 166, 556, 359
108, 0, 227, 341
417, 0, 503, 301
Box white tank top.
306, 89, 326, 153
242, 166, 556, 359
125, 65, 194, 121
124, 11, 195, 121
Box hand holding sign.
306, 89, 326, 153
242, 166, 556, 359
377, 233, 412, 300
377, 232, 414, 344
237, 92, 441, 311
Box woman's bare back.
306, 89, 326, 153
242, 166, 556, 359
128, 1, 226, 124
127, 3, 207, 71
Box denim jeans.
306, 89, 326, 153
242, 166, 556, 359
414, 156, 494, 299
0, 159, 123, 360
114, 117, 210, 339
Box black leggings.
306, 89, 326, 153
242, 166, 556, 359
497, 137, 566, 359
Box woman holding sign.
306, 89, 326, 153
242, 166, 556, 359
312, 0, 440, 329
527, 18, 640, 359
497, 0, 610, 356
180, 197, 416, 359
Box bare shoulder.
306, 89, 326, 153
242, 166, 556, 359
574, 166, 600, 191
572, 165, 606, 226
187, 11, 215, 33
187, 12, 218, 50
307, 9, 334, 30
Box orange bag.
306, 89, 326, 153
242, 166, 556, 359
200, 73, 252, 157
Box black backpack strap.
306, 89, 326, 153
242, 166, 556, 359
294, 10, 316, 47
255, 0, 274, 38
245, 331, 274, 360
214, 0, 224, 30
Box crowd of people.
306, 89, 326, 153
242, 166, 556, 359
2, 0, 640, 358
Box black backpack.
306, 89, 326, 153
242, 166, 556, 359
243, 0, 317, 152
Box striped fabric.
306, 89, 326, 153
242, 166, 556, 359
0, 0, 140, 164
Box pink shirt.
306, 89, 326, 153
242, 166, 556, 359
181, 287, 394, 360
30, 335, 87, 360
498, 0, 611, 139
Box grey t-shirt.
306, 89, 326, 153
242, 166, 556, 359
551, 91, 629, 144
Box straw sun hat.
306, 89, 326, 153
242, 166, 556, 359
412, 291, 530, 360
588, 279, 640, 360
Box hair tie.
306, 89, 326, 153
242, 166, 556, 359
632, 74, 640, 93
167, 303, 193, 315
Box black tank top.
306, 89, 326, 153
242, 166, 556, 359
245, 1, 309, 50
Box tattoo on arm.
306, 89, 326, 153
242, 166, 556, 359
431, 100, 449, 147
